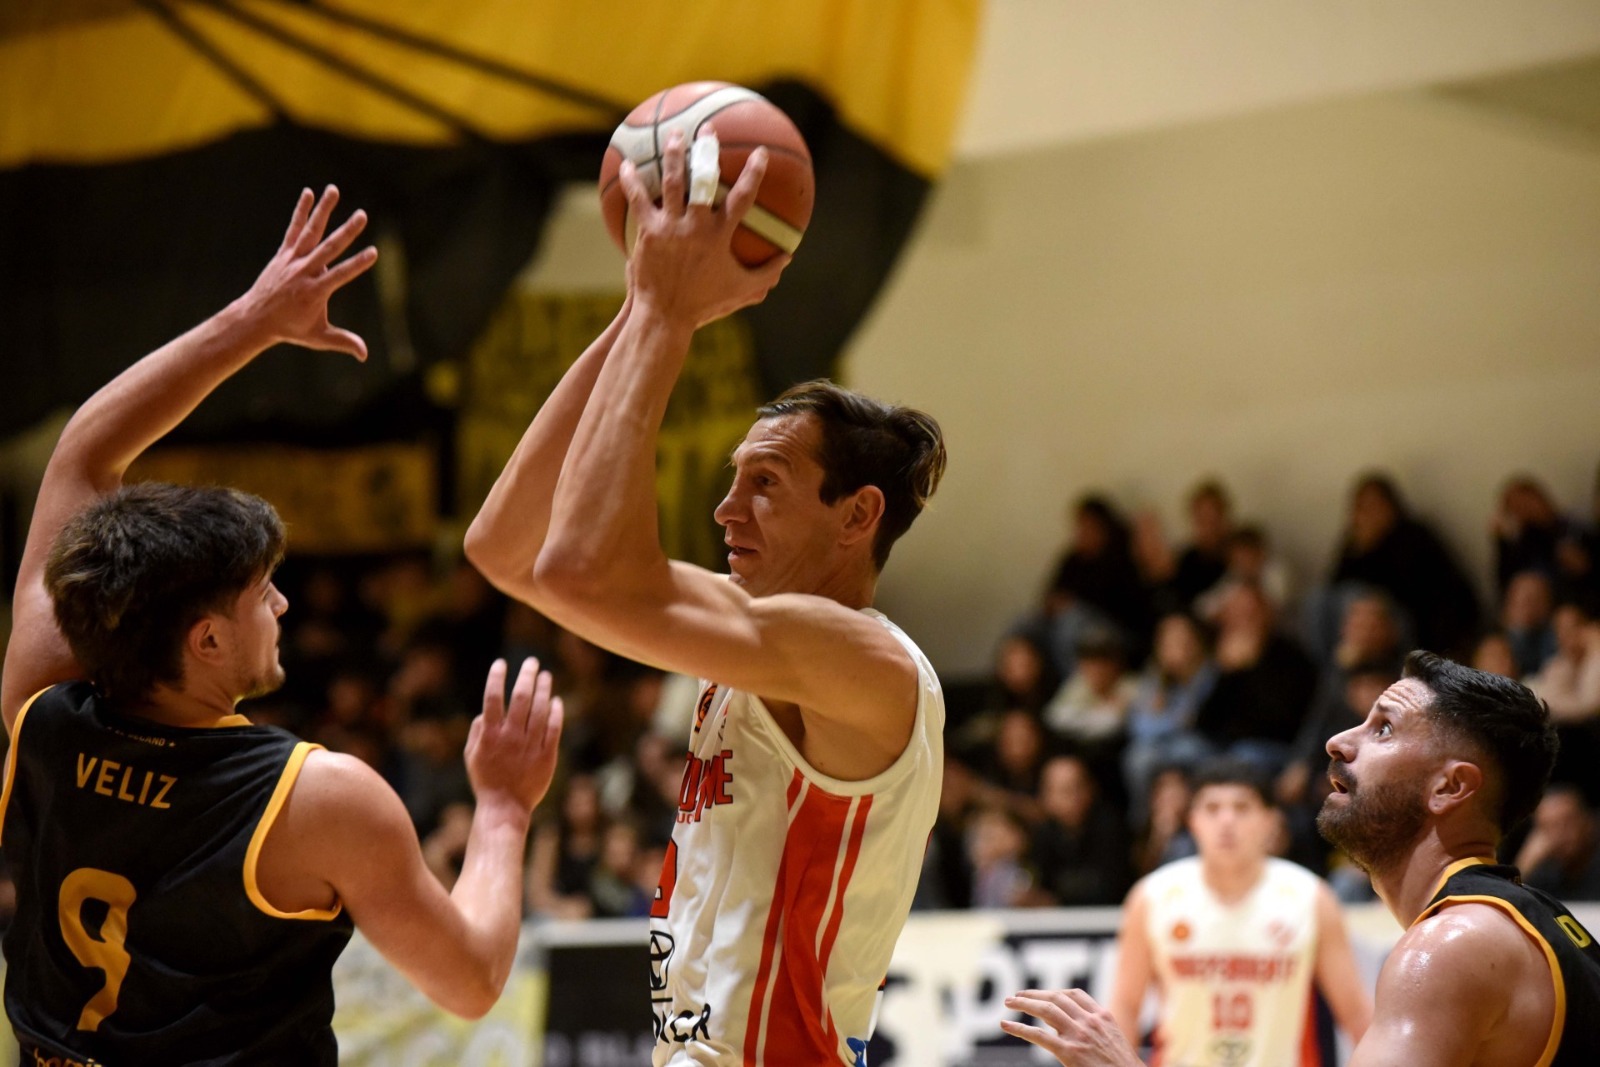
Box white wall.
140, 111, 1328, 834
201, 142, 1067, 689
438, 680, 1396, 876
849, 89, 1600, 676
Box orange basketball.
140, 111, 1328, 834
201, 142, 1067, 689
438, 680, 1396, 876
598, 82, 815, 267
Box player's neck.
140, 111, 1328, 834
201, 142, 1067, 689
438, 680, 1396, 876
1370, 835, 1499, 928
805, 557, 878, 611
1200, 854, 1266, 903
131, 683, 250, 729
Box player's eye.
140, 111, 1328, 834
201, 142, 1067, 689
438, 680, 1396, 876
1376, 721, 1392, 738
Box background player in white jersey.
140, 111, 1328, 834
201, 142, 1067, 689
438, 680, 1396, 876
466, 131, 947, 1066
1106, 760, 1370, 1067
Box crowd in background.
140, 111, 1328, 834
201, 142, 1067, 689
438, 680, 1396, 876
928, 465, 1600, 912
2, 463, 1599, 930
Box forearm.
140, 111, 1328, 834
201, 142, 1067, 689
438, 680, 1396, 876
465, 296, 632, 586
447, 796, 533, 995
539, 300, 694, 588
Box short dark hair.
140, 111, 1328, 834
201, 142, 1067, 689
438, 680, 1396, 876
757, 381, 946, 568
1403, 650, 1558, 835
1190, 757, 1273, 808
44, 482, 286, 704
1189, 479, 1231, 510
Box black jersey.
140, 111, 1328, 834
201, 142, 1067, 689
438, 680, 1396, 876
0, 682, 353, 1066
1418, 858, 1600, 1067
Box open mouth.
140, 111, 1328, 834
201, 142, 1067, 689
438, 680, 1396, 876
1330, 778, 1349, 795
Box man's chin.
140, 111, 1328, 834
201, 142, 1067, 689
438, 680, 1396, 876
240, 666, 287, 703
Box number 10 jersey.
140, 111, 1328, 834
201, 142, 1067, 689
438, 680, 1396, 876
0, 682, 353, 1065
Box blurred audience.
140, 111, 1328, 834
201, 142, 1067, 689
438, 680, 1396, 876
1192, 583, 1316, 772
1501, 570, 1559, 677
1047, 495, 1153, 662
1328, 473, 1480, 658
1516, 785, 1600, 901
1122, 613, 1217, 822
1028, 756, 1132, 907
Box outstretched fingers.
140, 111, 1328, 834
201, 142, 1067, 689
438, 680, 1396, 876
505, 657, 541, 734
310, 208, 369, 270
280, 188, 314, 251
481, 657, 509, 727
295, 184, 341, 255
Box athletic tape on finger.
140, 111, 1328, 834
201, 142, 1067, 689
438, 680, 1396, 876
688, 133, 721, 207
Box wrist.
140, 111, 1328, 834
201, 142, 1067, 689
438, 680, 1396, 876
218, 292, 288, 352
471, 791, 535, 834
629, 294, 698, 341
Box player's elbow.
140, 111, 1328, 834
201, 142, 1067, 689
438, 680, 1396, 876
437, 968, 505, 1020
532, 541, 608, 604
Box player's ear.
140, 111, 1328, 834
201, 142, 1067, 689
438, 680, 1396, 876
838, 485, 885, 548
186, 614, 229, 668
1430, 759, 1485, 816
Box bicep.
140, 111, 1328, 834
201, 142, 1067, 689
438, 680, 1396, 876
3, 581, 79, 733
547, 561, 917, 731
297, 758, 483, 1006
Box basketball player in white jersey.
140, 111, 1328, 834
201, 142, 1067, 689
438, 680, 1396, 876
1020, 760, 1371, 1067
465, 130, 947, 1066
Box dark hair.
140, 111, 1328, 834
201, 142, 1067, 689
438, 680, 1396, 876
1190, 757, 1273, 808
1229, 525, 1267, 551
1403, 650, 1558, 835
1352, 472, 1406, 515
757, 380, 946, 568
1188, 479, 1231, 511
44, 482, 286, 704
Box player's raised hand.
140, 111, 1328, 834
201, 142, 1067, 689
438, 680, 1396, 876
238, 185, 380, 360
619, 128, 788, 329
1000, 989, 1142, 1067
466, 657, 565, 815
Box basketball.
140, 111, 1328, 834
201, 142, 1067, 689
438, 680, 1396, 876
598, 82, 815, 267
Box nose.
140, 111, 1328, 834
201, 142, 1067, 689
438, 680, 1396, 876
270, 585, 289, 618
1325, 724, 1357, 762
714, 480, 748, 526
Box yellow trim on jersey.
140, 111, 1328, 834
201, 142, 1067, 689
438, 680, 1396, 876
0, 686, 54, 847
212, 714, 253, 728
243, 741, 342, 922
1422, 856, 1495, 907
1415, 893, 1565, 1067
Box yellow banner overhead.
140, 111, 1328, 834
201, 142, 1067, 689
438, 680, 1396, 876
0, 0, 981, 176
128, 443, 438, 555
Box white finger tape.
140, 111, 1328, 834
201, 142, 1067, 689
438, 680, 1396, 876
688, 133, 721, 207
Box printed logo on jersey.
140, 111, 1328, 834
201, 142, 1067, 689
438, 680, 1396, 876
1171, 920, 1191, 942
693, 684, 719, 737
1265, 920, 1296, 948
677, 749, 735, 823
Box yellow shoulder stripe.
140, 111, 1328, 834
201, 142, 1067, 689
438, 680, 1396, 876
0, 686, 55, 847
243, 741, 342, 922
1415, 893, 1565, 1067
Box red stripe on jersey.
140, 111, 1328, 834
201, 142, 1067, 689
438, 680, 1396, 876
744, 771, 808, 1064
751, 777, 856, 1063
819, 796, 873, 1051
1299, 989, 1322, 1067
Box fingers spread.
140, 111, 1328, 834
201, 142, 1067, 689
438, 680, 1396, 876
296, 184, 341, 255
322, 245, 379, 293
481, 658, 508, 725
281, 188, 313, 251
311, 208, 369, 270
507, 656, 539, 733
998, 1019, 1065, 1056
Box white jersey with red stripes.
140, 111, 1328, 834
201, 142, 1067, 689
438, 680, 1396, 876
1142, 856, 1324, 1067
649, 608, 943, 1067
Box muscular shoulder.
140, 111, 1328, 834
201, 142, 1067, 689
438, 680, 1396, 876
1386, 903, 1543, 1007
277, 750, 414, 854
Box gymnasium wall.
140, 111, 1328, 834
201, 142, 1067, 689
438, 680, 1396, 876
849, 88, 1600, 676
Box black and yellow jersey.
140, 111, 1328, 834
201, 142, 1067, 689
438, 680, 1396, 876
1417, 857, 1600, 1067
0, 682, 353, 1066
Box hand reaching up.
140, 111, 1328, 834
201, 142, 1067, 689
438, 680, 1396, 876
239, 185, 380, 360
